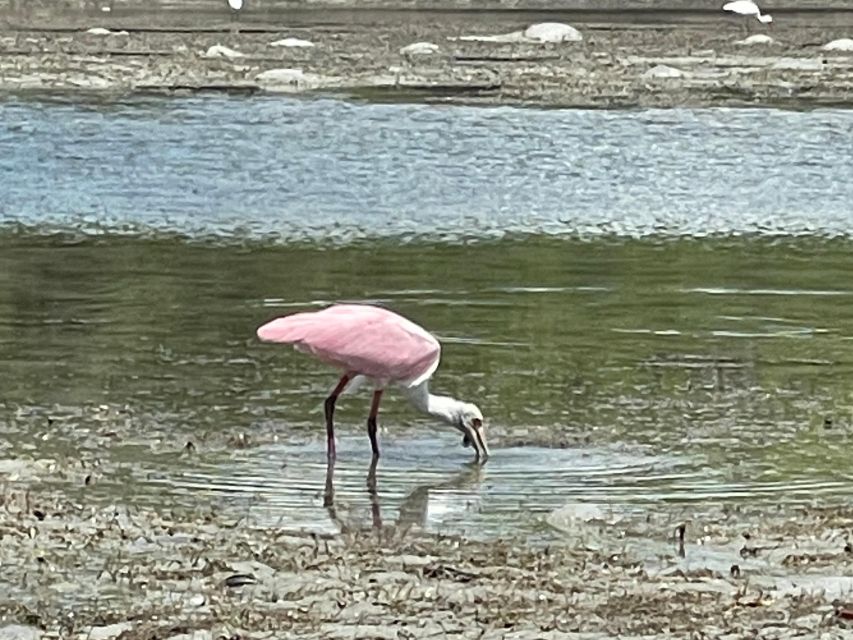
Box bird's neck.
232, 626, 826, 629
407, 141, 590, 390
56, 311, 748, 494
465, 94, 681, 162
405, 382, 463, 425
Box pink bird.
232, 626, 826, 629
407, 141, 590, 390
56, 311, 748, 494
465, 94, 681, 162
257, 303, 489, 462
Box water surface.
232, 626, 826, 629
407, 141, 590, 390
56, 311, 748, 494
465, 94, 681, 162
1, 96, 852, 538
2, 96, 853, 240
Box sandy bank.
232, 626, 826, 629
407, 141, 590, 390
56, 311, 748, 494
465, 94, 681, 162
0, 480, 852, 638
1, 6, 853, 108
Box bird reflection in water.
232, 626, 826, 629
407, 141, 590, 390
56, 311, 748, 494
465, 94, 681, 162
323, 460, 485, 533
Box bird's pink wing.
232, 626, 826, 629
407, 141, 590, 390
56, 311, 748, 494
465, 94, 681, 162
257, 304, 440, 385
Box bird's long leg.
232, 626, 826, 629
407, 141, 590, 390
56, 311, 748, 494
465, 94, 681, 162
323, 463, 350, 533
323, 459, 335, 508
367, 389, 383, 459
366, 457, 382, 529
324, 374, 351, 462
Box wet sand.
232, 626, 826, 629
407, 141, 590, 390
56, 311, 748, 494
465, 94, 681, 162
1, 6, 853, 107
0, 404, 852, 638
0, 482, 852, 638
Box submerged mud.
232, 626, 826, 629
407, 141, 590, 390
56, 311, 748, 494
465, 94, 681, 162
1, 8, 853, 107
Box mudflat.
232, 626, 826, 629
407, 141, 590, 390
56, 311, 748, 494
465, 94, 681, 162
1, 478, 853, 638
0, 405, 852, 638
1, 4, 852, 107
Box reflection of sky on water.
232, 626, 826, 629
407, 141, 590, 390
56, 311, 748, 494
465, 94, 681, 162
2, 97, 853, 240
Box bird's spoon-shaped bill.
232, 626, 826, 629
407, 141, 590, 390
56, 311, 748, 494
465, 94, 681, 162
462, 418, 490, 462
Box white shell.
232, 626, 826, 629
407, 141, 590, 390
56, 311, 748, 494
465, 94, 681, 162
523, 22, 583, 43
202, 44, 245, 59
642, 64, 684, 79
400, 42, 440, 56
270, 37, 314, 48
823, 38, 853, 51
735, 34, 775, 46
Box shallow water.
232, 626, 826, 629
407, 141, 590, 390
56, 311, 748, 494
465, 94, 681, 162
3, 97, 853, 240
1, 96, 852, 539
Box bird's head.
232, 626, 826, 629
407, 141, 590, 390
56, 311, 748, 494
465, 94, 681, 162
759, 13, 773, 23
455, 402, 489, 461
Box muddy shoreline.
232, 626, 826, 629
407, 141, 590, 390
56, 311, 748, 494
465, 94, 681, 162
1, 402, 852, 637
1, 484, 852, 638
1, 7, 853, 108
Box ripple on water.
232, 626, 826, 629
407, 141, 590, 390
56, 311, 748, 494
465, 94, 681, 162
684, 287, 852, 297
2, 103, 853, 538
153, 437, 677, 536
147, 434, 846, 539
2, 97, 853, 241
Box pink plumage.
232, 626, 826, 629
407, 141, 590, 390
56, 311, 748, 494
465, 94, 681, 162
256, 303, 489, 463
256, 304, 441, 386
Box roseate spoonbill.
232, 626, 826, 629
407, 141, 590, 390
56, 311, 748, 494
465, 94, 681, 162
723, 0, 773, 31
257, 304, 489, 462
